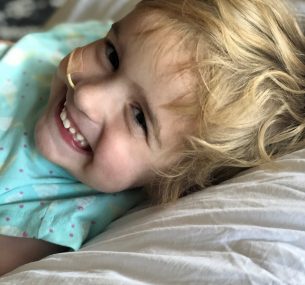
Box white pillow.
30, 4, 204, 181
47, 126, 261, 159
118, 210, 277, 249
45, 0, 141, 28
2, 148, 305, 284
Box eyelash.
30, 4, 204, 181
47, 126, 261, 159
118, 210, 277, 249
132, 105, 148, 137
105, 39, 119, 71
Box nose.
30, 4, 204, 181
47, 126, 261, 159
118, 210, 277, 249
66, 47, 84, 89
73, 78, 128, 124
57, 43, 129, 124
57, 42, 102, 90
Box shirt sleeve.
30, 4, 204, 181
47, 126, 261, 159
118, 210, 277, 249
0, 40, 13, 59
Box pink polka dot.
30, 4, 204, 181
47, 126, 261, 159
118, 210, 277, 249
69, 233, 74, 238
19, 204, 24, 208
22, 232, 28, 238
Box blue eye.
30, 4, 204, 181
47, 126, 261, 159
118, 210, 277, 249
132, 106, 148, 136
105, 40, 119, 71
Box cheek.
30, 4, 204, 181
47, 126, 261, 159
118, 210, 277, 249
35, 115, 48, 155
94, 138, 152, 190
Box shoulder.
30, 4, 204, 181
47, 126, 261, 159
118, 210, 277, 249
0, 21, 112, 65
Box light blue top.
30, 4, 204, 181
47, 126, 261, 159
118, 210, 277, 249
0, 22, 144, 250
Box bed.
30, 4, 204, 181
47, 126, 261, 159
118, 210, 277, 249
1, 0, 305, 284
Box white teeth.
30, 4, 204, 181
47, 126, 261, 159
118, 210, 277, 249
63, 119, 71, 129
80, 140, 88, 147
75, 133, 84, 141
60, 109, 67, 120
59, 103, 89, 148
69, 127, 76, 134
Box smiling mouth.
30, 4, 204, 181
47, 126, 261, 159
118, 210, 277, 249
56, 99, 92, 154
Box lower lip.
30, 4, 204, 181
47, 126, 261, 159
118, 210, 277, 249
55, 99, 91, 155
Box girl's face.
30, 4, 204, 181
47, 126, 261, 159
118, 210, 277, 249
35, 9, 193, 193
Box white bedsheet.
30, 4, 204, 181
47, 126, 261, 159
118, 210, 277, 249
45, 0, 141, 28
1, 148, 305, 284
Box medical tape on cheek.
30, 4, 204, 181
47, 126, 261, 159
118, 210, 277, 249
66, 47, 84, 89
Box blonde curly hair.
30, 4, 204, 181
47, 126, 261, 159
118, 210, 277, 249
136, 0, 305, 204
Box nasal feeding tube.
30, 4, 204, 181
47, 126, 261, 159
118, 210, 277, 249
66, 47, 84, 89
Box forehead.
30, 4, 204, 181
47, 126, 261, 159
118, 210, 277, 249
116, 8, 170, 45
115, 8, 193, 97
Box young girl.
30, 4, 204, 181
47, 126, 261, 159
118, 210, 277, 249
1, 0, 305, 276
